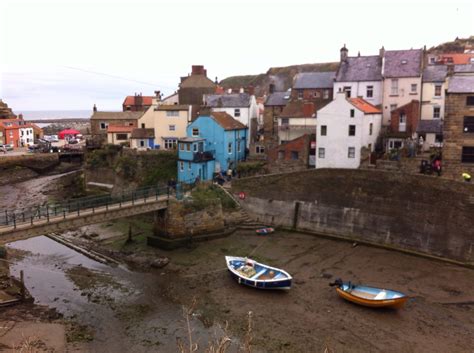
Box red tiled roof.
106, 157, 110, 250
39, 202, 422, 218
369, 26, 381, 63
348, 98, 381, 114
210, 112, 246, 130
123, 96, 154, 106
435, 53, 474, 65
107, 125, 134, 133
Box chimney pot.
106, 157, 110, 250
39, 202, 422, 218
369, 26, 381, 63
93, 104, 97, 112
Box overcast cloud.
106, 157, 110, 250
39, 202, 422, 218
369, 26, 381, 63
0, 0, 473, 112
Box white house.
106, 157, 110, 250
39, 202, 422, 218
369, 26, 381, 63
316, 91, 382, 169
334, 45, 384, 106
19, 125, 34, 147
204, 92, 258, 146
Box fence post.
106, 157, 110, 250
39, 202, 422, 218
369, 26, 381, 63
37, 206, 41, 219
63, 209, 66, 219
120, 193, 123, 208
20, 270, 25, 301
13, 213, 16, 229
77, 201, 80, 216
67, 201, 70, 214
106, 199, 108, 211
54, 206, 57, 216
5, 210, 8, 225
30, 215, 33, 225
22, 211, 25, 223
46, 205, 50, 222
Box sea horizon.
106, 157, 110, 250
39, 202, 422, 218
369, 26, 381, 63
18, 109, 119, 120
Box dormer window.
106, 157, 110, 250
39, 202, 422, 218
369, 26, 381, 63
192, 128, 199, 136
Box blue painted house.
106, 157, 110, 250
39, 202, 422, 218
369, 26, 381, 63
178, 112, 247, 183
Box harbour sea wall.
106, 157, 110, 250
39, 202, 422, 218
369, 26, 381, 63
232, 169, 474, 265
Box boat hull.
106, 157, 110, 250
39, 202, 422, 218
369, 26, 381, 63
228, 270, 291, 290
336, 287, 408, 309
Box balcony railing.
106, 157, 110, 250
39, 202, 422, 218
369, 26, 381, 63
193, 150, 215, 162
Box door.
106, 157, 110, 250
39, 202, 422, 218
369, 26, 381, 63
202, 165, 207, 180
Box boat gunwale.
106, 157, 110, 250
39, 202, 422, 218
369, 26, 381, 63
335, 287, 408, 308
225, 256, 292, 283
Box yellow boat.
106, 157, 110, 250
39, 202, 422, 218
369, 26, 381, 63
330, 279, 408, 309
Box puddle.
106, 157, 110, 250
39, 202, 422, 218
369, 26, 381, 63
7, 236, 232, 352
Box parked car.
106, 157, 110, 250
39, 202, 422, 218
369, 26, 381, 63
51, 135, 59, 142
68, 138, 79, 144
4, 144, 13, 151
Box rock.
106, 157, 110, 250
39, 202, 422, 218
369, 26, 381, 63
151, 258, 169, 269
320, 272, 333, 279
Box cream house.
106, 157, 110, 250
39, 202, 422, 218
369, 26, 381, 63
138, 104, 191, 150
382, 49, 423, 125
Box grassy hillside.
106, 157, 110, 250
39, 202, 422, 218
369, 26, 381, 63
220, 62, 339, 96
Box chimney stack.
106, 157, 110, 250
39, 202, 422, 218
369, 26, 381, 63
93, 104, 97, 112
379, 46, 385, 58
191, 65, 205, 75
340, 44, 348, 62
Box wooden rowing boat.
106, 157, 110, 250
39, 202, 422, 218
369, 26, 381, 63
225, 256, 292, 290
330, 279, 408, 309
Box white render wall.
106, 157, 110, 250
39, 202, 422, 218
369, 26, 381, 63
333, 81, 383, 106
277, 117, 316, 143
382, 77, 422, 125
316, 92, 382, 169
19, 127, 34, 146
421, 82, 445, 120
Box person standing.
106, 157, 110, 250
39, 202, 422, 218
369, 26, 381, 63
433, 159, 441, 176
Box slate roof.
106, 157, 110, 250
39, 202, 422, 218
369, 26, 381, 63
210, 112, 247, 130
383, 49, 423, 78
454, 64, 474, 73
180, 75, 216, 88
265, 92, 290, 106
448, 76, 474, 93
293, 72, 336, 89
416, 120, 443, 134
348, 98, 381, 114
155, 104, 189, 111
422, 66, 448, 82
131, 128, 155, 139
336, 56, 382, 82
205, 93, 251, 108
90, 111, 143, 120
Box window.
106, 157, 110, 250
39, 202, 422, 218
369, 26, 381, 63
429, 57, 435, 64
100, 122, 107, 130
236, 130, 240, 138
323, 89, 329, 99
278, 151, 285, 159
467, 96, 474, 106
318, 148, 325, 158
434, 85, 442, 97
116, 133, 128, 140
237, 141, 241, 153
186, 143, 190, 151
461, 146, 474, 163
321, 125, 327, 136
193, 143, 198, 152
291, 151, 299, 160
313, 91, 321, 98
391, 79, 398, 95
255, 146, 265, 154
141, 123, 145, 128
348, 147, 355, 158
192, 128, 199, 136
411, 84, 417, 93
344, 86, 351, 98
464, 117, 474, 133
169, 125, 176, 131
350, 109, 355, 118
179, 143, 184, 151
433, 107, 441, 119
179, 161, 184, 171
369, 123, 373, 135
188, 162, 192, 171
348, 125, 356, 136
234, 109, 241, 117
390, 104, 398, 112
165, 139, 177, 149
228, 142, 232, 154
399, 114, 406, 124
140, 140, 145, 147
366, 86, 373, 98
281, 118, 289, 125
298, 91, 303, 99
166, 111, 179, 117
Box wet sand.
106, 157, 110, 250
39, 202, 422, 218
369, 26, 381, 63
166, 230, 474, 353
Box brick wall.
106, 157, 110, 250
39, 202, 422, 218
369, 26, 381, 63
443, 93, 474, 180
390, 100, 420, 135
266, 134, 313, 173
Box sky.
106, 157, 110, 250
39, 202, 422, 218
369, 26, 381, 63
0, 0, 473, 112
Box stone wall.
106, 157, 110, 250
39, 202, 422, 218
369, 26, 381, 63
153, 199, 225, 239
232, 169, 474, 264
443, 93, 474, 180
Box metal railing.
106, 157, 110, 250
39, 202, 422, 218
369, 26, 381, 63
0, 184, 173, 230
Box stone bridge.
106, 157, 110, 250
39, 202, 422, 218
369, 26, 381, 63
0, 185, 174, 244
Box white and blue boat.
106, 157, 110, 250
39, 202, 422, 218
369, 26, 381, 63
225, 256, 292, 290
